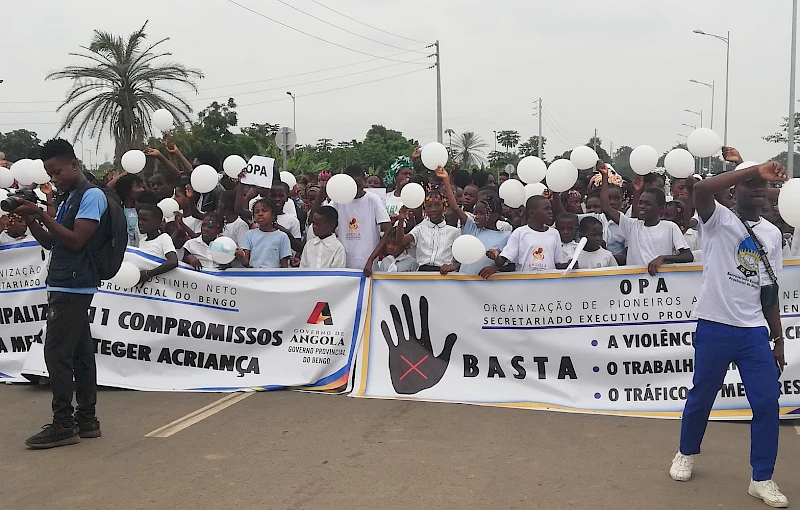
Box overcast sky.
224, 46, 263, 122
1, 0, 796, 166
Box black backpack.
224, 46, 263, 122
94, 194, 128, 280
67, 181, 128, 281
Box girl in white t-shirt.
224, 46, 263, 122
135, 204, 179, 286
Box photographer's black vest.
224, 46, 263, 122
46, 180, 107, 289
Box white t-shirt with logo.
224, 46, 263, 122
617, 215, 690, 266
694, 204, 782, 328
385, 193, 404, 217
333, 192, 391, 270
137, 233, 177, 259
500, 225, 566, 272
577, 248, 618, 269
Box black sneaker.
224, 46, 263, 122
76, 418, 101, 439
25, 423, 80, 449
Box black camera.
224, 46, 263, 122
0, 189, 40, 213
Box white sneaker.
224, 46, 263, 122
669, 452, 694, 481
748, 479, 789, 508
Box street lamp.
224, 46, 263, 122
84, 149, 92, 172
790, 0, 798, 176
689, 79, 715, 130
681, 123, 697, 130
493, 130, 498, 152
693, 29, 730, 146
684, 109, 703, 127
286, 92, 296, 133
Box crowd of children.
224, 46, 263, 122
9, 143, 799, 283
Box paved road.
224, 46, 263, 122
1, 383, 798, 509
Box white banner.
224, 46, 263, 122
353, 267, 800, 420
4, 246, 367, 392
0, 242, 48, 382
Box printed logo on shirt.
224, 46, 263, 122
348, 218, 359, 230
735, 236, 760, 278
532, 247, 546, 260
307, 302, 333, 325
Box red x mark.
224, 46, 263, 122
400, 354, 429, 380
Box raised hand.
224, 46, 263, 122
144, 148, 162, 158
381, 294, 457, 395
435, 166, 449, 181
757, 162, 789, 183
632, 175, 644, 192
722, 146, 743, 165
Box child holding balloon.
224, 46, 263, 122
134, 204, 179, 285
395, 187, 461, 273
437, 167, 510, 275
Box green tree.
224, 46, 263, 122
764, 101, 800, 145
444, 128, 455, 150
0, 129, 41, 161
518, 135, 546, 159
357, 125, 414, 174
586, 136, 611, 163
612, 145, 634, 180
316, 138, 333, 152
452, 131, 488, 168
496, 130, 520, 152
47, 21, 203, 160
488, 150, 519, 169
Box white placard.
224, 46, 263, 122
240, 156, 275, 188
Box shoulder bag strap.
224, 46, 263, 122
733, 210, 778, 286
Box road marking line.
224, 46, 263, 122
795, 426, 800, 436
145, 393, 252, 438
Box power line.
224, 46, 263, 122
238, 66, 433, 107
541, 108, 582, 145
191, 58, 430, 103
200, 49, 429, 91
226, 0, 429, 64
310, 0, 429, 45
542, 105, 583, 142
273, 0, 429, 53
396, 103, 530, 130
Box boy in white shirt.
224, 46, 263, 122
300, 206, 346, 269
599, 165, 692, 275
576, 216, 618, 269
312, 166, 390, 271
555, 212, 579, 261
218, 190, 249, 248
481, 195, 568, 278
135, 204, 179, 285
396, 189, 461, 272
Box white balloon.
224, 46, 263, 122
326, 174, 357, 204
629, 145, 659, 175
687, 128, 723, 158
400, 182, 425, 209
0, 167, 12, 188
517, 156, 547, 184
151, 109, 175, 132
546, 159, 579, 193
499, 179, 526, 208
421, 142, 449, 170
525, 182, 547, 200
121, 150, 146, 174
110, 261, 140, 288
209, 236, 238, 265
158, 198, 180, 221
664, 149, 696, 178
779, 179, 800, 228
0, 189, 8, 216
191, 164, 219, 193
452, 235, 487, 265
570, 146, 599, 170
223, 155, 247, 179
10, 159, 34, 186
736, 161, 760, 171
280, 171, 297, 188
29, 159, 50, 184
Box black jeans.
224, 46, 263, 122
44, 291, 97, 428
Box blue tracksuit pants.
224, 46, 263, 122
679, 319, 780, 481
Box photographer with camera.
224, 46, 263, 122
12, 139, 125, 449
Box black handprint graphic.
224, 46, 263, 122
381, 294, 457, 395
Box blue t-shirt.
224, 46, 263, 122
459, 217, 511, 275
48, 187, 108, 294
243, 229, 291, 268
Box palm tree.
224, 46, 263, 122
452, 131, 488, 168
444, 128, 455, 150
46, 21, 203, 159
497, 130, 521, 153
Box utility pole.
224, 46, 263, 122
538, 97, 543, 159
435, 40, 443, 144
593, 128, 598, 152
790, 0, 798, 176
